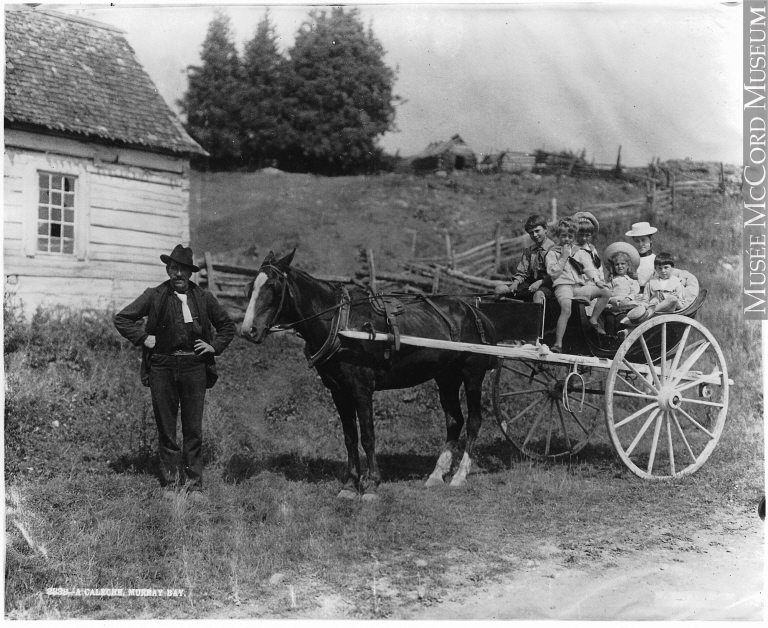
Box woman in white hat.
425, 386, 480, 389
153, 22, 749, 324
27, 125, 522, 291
625, 221, 658, 288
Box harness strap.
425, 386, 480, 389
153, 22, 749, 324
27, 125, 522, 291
306, 286, 351, 368
421, 296, 459, 342
465, 302, 489, 345
382, 297, 401, 360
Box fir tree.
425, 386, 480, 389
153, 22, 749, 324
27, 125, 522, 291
240, 10, 290, 169
179, 11, 244, 170
282, 7, 398, 175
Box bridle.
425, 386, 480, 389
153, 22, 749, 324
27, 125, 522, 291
257, 263, 290, 332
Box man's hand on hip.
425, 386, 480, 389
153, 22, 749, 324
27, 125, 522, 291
194, 340, 215, 355
144, 335, 156, 349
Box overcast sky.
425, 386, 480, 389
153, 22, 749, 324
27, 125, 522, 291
56, 1, 742, 166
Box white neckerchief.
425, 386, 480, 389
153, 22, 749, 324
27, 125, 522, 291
175, 292, 193, 323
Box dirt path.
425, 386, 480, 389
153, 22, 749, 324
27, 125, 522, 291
407, 519, 764, 620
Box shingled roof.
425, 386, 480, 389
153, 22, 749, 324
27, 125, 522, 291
5, 8, 206, 156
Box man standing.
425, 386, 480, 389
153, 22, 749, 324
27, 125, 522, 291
494, 214, 555, 304
115, 245, 235, 496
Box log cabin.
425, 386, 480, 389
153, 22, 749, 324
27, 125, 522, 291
4, 7, 206, 314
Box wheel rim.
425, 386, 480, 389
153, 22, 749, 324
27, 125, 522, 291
605, 315, 729, 479
492, 358, 602, 460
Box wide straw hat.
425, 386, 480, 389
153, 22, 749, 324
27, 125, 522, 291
573, 211, 600, 234
604, 241, 640, 270
160, 244, 200, 272
625, 221, 658, 237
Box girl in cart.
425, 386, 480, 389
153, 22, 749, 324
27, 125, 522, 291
603, 241, 641, 309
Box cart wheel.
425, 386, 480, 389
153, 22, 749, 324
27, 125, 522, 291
492, 358, 602, 460
605, 315, 729, 479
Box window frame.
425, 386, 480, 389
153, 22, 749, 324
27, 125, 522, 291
36, 171, 78, 256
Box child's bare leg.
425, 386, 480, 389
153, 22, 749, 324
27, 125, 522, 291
555, 300, 571, 348
589, 287, 611, 323
654, 296, 678, 314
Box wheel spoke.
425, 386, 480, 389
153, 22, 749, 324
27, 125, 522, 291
522, 398, 548, 448
676, 370, 724, 394
666, 413, 676, 476
670, 410, 698, 463
671, 341, 712, 386
647, 411, 665, 474
679, 397, 724, 409
626, 408, 661, 456
563, 399, 592, 435
566, 395, 602, 414
621, 358, 659, 394
612, 390, 658, 402
555, 401, 573, 448
544, 400, 555, 456
499, 387, 549, 398
660, 323, 667, 382
639, 335, 662, 390
669, 325, 691, 374
616, 374, 651, 396
505, 396, 545, 426
614, 401, 659, 429
676, 406, 715, 438
502, 365, 550, 386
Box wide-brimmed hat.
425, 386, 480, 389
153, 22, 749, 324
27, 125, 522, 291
160, 244, 200, 272
604, 241, 640, 270
573, 211, 599, 234
625, 221, 658, 237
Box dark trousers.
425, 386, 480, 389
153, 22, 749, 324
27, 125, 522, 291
513, 282, 553, 302
149, 354, 207, 489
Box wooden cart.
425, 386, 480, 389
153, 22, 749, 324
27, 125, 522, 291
341, 291, 731, 480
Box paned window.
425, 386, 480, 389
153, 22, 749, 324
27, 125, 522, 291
37, 172, 76, 254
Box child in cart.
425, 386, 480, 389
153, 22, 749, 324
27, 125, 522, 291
573, 211, 604, 281
622, 252, 685, 325
546, 216, 611, 353
494, 214, 555, 304
603, 242, 641, 309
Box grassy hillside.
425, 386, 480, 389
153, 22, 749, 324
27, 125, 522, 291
6, 169, 759, 619
189, 171, 646, 275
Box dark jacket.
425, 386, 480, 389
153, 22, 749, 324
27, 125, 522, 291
115, 280, 235, 355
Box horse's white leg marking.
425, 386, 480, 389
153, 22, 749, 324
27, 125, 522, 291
449, 452, 472, 487
425, 449, 453, 487
241, 272, 268, 334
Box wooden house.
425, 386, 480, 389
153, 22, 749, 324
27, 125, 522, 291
497, 151, 536, 174
4, 7, 206, 314
411, 134, 477, 174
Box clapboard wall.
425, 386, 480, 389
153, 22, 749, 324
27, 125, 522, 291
4, 129, 191, 314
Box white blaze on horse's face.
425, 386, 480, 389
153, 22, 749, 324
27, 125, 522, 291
241, 271, 269, 341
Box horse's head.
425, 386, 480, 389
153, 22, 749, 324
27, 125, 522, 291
241, 249, 295, 343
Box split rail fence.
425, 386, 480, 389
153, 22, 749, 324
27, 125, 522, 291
198, 165, 733, 319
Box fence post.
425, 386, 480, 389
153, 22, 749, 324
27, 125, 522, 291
494, 222, 502, 272
410, 230, 418, 258
551, 197, 557, 224
720, 162, 726, 203
671, 172, 676, 213
615, 145, 622, 174
204, 251, 218, 296
432, 268, 441, 294
366, 248, 378, 294
444, 233, 453, 269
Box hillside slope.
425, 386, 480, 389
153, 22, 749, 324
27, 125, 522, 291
188, 170, 643, 275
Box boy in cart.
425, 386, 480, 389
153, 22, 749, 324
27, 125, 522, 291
623, 252, 686, 324
494, 214, 555, 304
546, 216, 611, 353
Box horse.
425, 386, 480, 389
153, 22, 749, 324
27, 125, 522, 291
241, 250, 498, 501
